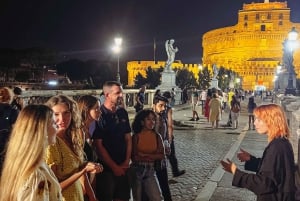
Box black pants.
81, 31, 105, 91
168, 137, 179, 175
156, 167, 172, 201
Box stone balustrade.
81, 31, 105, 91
20, 89, 159, 110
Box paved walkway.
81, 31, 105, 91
129, 97, 268, 201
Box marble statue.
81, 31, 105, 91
212, 64, 218, 79
165, 39, 178, 71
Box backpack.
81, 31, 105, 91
231, 103, 240, 113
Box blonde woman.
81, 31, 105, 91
45, 95, 101, 201
0, 104, 63, 201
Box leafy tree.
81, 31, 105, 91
198, 66, 210, 90
176, 68, 197, 89
145, 67, 162, 89
134, 72, 147, 88
217, 67, 231, 90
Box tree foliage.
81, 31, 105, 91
134, 72, 147, 88
198, 66, 211, 90
134, 66, 163, 89
216, 67, 231, 90
176, 68, 197, 89
145, 67, 162, 89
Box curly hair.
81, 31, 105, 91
253, 104, 290, 142
45, 95, 84, 160
132, 109, 156, 134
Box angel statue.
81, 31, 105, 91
212, 64, 219, 79
165, 39, 178, 71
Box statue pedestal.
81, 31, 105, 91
157, 68, 177, 89
156, 68, 181, 104
210, 78, 219, 89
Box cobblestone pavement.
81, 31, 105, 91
164, 101, 250, 201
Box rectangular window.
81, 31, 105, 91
261, 25, 266, 31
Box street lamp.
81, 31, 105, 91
284, 27, 298, 95
112, 37, 122, 83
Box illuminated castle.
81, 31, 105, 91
202, 0, 300, 90
127, 0, 300, 90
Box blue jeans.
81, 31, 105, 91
132, 163, 163, 201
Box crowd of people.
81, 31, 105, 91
0, 83, 297, 200
185, 87, 259, 130
0, 82, 186, 201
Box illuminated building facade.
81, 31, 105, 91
127, 60, 200, 87
202, 0, 300, 90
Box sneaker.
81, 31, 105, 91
196, 117, 200, 121
168, 179, 178, 184
173, 170, 186, 177
189, 118, 195, 121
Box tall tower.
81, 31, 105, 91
202, 1, 300, 90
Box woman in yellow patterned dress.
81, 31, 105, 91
46, 95, 102, 201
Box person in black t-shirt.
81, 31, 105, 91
93, 81, 132, 201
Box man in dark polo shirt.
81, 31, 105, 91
93, 81, 132, 201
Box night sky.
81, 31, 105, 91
0, 0, 299, 64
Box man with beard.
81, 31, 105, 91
152, 95, 173, 201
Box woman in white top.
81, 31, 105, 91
0, 104, 63, 201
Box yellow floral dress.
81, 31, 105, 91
46, 137, 84, 201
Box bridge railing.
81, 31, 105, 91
20, 89, 158, 110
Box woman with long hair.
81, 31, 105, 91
77, 95, 103, 191
221, 104, 295, 200
45, 95, 102, 201
0, 104, 63, 201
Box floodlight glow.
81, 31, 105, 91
48, 80, 58, 86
